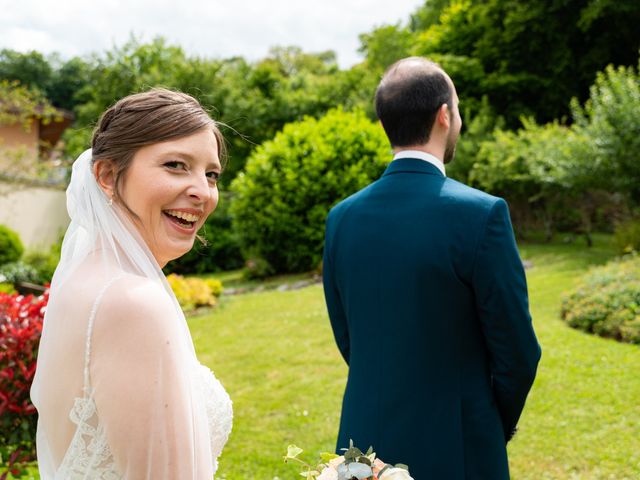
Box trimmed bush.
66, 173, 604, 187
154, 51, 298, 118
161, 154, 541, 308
614, 219, 640, 254
243, 256, 275, 280
230, 108, 390, 273
21, 236, 63, 285
21, 251, 58, 285
166, 274, 222, 312
561, 255, 640, 344
204, 278, 223, 297
0, 262, 41, 286
0, 290, 48, 471
0, 225, 23, 266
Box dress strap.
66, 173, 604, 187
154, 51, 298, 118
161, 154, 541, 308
83, 276, 124, 395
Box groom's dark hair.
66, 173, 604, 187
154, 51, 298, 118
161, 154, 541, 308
375, 57, 453, 147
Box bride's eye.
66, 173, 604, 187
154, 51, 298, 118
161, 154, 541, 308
164, 161, 186, 171
206, 171, 220, 184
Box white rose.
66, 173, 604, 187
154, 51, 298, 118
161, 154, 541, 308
317, 467, 339, 480
379, 467, 414, 480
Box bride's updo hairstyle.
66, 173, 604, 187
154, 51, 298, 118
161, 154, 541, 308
91, 88, 226, 207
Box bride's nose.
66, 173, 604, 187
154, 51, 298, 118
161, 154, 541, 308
186, 172, 212, 202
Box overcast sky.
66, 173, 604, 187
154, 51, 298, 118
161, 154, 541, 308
0, 0, 424, 68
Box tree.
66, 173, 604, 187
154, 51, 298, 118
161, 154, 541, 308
358, 24, 413, 73
409, 0, 453, 31
572, 61, 640, 202
62, 37, 225, 160
60, 39, 356, 182
409, 0, 640, 128
0, 50, 91, 112
0, 49, 52, 95
47, 56, 92, 111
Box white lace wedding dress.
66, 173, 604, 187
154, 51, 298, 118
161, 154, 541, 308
56, 365, 232, 480
31, 149, 232, 479
39, 277, 233, 480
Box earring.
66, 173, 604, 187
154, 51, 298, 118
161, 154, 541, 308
108, 196, 113, 206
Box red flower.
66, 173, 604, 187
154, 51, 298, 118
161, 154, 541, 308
0, 289, 48, 466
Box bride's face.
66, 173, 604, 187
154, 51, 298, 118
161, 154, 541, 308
119, 128, 221, 267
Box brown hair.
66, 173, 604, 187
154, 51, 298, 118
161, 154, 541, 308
375, 57, 452, 147
92, 88, 226, 204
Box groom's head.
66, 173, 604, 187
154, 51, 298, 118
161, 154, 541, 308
375, 57, 462, 163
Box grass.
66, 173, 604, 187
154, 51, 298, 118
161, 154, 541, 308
190, 233, 639, 479
509, 235, 640, 479
189, 284, 344, 479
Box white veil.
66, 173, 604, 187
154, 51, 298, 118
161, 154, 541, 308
55, 148, 184, 318
31, 149, 214, 478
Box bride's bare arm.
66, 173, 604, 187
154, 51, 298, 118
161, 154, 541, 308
90, 276, 213, 479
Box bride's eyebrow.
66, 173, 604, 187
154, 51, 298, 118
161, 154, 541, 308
208, 159, 222, 170
160, 150, 193, 161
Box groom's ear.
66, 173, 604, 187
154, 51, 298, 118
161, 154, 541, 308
436, 103, 450, 130
93, 159, 116, 199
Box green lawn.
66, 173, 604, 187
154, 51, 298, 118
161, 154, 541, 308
190, 234, 640, 479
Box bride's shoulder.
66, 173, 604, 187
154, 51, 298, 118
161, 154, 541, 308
90, 275, 186, 367
97, 275, 177, 332
107, 273, 168, 300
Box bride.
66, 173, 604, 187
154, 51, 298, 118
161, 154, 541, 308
30, 88, 232, 479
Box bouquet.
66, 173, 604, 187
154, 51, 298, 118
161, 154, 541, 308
284, 440, 413, 480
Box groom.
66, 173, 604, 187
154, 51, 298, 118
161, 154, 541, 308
322, 57, 541, 479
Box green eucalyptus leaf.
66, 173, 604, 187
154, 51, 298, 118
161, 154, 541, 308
287, 445, 304, 459
337, 462, 373, 480
394, 463, 409, 471
343, 441, 363, 463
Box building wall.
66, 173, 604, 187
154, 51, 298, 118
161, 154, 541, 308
0, 120, 40, 175
0, 181, 69, 250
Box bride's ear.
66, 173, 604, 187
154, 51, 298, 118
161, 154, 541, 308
94, 159, 116, 199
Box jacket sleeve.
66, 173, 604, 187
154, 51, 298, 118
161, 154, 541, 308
471, 198, 541, 442
322, 213, 350, 365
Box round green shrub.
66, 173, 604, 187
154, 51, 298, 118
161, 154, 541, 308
561, 255, 640, 344
230, 107, 390, 273
0, 225, 24, 266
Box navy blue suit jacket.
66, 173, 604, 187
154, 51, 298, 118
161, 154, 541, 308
322, 158, 541, 479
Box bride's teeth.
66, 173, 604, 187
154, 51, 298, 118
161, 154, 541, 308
166, 210, 200, 222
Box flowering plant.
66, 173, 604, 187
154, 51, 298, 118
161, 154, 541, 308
284, 441, 413, 480
0, 290, 48, 476
166, 273, 222, 312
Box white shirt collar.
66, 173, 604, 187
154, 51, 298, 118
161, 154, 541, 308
393, 150, 446, 176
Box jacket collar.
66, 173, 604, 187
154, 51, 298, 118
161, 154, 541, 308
382, 158, 446, 178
